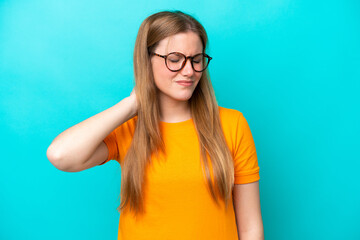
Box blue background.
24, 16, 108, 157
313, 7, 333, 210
1, 0, 359, 239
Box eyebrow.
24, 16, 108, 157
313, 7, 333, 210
167, 51, 204, 56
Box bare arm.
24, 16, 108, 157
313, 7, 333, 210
46, 90, 137, 172
233, 181, 264, 240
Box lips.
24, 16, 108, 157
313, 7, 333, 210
175, 80, 193, 83
176, 80, 193, 86
175, 80, 194, 83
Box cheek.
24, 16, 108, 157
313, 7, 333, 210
152, 63, 176, 86
195, 72, 202, 82
158, 67, 173, 80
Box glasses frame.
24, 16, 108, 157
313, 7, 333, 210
150, 52, 212, 72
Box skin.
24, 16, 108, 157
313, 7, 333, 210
150, 31, 203, 123
233, 181, 264, 240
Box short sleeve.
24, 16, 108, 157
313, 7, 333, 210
98, 116, 137, 166
99, 129, 119, 165
233, 112, 260, 184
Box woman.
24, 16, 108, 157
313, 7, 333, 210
47, 10, 264, 240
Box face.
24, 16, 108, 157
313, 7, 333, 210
150, 31, 203, 105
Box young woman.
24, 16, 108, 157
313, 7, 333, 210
47, 10, 264, 240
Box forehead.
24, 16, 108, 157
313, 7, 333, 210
155, 31, 203, 55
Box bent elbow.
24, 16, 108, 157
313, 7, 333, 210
46, 145, 68, 171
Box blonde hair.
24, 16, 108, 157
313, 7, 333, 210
119, 10, 234, 216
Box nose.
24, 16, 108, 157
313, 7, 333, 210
180, 58, 195, 76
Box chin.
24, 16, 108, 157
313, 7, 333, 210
175, 93, 194, 101
160, 90, 195, 103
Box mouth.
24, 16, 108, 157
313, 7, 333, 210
175, 80, 194, 86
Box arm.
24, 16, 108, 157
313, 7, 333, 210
233, 181, 264, 240
46, 90, 137, 172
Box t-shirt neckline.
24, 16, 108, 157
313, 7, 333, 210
159, 118, 194, 132
159, 118, 192, 124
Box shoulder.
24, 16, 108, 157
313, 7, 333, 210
113, 115, 137, 136
218, 106, 253, 141
218, 106, 244, 124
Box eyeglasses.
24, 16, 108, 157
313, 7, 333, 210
150, 52, 212, 72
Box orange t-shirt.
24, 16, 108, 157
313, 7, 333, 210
100, 106, 260, 240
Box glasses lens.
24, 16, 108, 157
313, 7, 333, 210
166, 53, 185, 71
192, 54, 208, 72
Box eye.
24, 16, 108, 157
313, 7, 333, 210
169, 59, 180, 63
192, 55, 203, 64
167, 53, 182, 63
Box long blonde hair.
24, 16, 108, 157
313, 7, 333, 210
119, 10, 234, 216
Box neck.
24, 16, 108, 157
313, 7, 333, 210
159, 96, 192, 123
